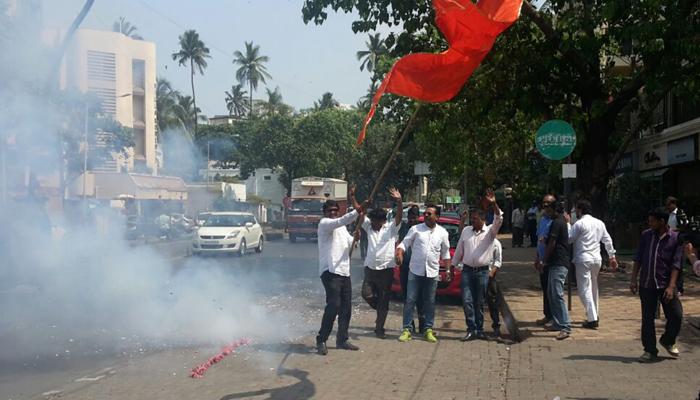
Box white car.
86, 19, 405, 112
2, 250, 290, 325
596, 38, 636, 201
192, 212, 264, 256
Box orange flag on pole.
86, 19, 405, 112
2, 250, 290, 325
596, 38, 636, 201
357, 0, 523, 144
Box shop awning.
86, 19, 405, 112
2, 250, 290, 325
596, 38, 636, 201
639, 168, 669, 179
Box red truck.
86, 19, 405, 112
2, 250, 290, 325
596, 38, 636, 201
286, 177, 348, 242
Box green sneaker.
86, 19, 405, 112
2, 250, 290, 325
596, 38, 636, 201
398, 328, 412, 342
424, 328, 438, 343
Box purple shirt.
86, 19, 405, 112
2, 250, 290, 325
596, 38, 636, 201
634, 229, 682, 289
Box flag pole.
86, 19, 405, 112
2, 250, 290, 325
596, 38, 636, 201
349, 102, 423, 258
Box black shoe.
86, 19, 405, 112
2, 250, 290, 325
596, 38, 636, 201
374, 329, 386, 339
490, 329, 501, 340
337, 341, 360, 351
476, 331, 488, 340
582, 320, 599, 330
316, 341, 328, 356
460, 332, 477, 342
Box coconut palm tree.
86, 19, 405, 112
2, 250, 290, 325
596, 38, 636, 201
156, 78, 182, 134
356, 33, 387, 73
233, 41, 272, 118
113, 17, 143, 40
224, 84, 249, 118
314, 92, 339, 110
262, 87, 292, 116
172, 29, 211, 135
174, 94, 200, 137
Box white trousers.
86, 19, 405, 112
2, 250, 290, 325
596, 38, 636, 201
575, 260, 601, 322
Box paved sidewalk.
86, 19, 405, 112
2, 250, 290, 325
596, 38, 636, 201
37, 236, 700, 400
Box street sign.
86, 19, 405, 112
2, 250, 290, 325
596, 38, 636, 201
536, 120, 576, 160
446, 196, 462, 204
414, 161, 431, 175
562, 164, 577, 178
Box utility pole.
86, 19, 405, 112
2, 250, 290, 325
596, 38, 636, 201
207, 141, 210, 185
82, 102, 89, 221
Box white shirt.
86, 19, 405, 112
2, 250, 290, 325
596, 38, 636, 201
567, 214, 616, 264
511, 209, 525, 228
489, 239, 503, 271
668, 208, 678, 230
361, 217, 401, 270
452, 211, 504, 268
397, 223, 450, 278
318, 210, 358, 277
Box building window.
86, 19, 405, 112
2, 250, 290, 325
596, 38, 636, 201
134, 128, 145, 157
264, 175, 272, 181
132, 59, 145, 91
132, 95, 145, 124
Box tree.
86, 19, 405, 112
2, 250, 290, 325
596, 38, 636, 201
195, 124, 241, 169
314, 92, 339, 110
172, 29, 211, 136
233, 41, 272, 118
112, 17, 143, 40
174, 94, 200, 137
356, 33, 387, 74
156, 78, 183, 134
263, 86, 293, 117
224, 84, 249, 118
302, 0, 700, 215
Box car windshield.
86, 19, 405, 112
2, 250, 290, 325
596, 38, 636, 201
442, 223, 461, 248
290, 199, 324, 213
202, 215, 247, 227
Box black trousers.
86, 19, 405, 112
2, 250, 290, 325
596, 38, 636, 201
539, 266, 552, 319
361, 267, 394, 333
512, 227, 524, 247
317, 271, 352, 344
527, 220, 537, 246
639, 287, 683, 355
486, 277, 500, 330
400, 263, 425, 330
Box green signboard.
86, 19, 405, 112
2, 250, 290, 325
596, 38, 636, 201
536, 120, 576, 160
446, 196, 462, 204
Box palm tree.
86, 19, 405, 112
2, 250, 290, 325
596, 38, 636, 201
314, 92, 339, 110
172, 29, 211, 135
263, 87, 292, 116
174, 94, 200, 137
113, 17, 143, 40
156, 78, 182, 134
356, 33, 387, 73
357, 81, 379, 110
224, 84, 249, 118
233, 41, 272, 118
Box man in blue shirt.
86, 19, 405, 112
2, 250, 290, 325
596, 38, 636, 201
534, 195, 554, 326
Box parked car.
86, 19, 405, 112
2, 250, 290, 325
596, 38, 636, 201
192, 212, 264, 256
391, 215, 463, 298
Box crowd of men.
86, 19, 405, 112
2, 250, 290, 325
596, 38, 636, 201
314, 188, 699, 363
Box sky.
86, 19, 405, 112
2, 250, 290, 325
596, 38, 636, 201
41, 0, 386, 116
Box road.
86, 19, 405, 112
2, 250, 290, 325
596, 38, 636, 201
1, 237, 699, 400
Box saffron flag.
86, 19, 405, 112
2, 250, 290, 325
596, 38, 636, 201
358, 0, 523, 144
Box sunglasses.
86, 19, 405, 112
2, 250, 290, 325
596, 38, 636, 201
423, 211, 434, 216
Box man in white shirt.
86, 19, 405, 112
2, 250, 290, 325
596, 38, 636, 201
511, 203, 525, 248
566, 200, 618, 329
452, 189, 503, 340
316, 198, 365, 355
395, 204, 451, 343
359, 188, 403, 339
485, 239, 503, 339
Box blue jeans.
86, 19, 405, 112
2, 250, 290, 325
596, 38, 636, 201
403, 272, 437, 330
547, 265, 571, 332
461, 267, 489, 333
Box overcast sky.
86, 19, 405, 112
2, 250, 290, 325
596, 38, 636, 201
42, 0, 386, 116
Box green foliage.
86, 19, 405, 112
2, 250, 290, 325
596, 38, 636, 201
195, 124, 240, 168
314, 92, 340, 110
233, 41, 272, 117
608, 172, 661, 225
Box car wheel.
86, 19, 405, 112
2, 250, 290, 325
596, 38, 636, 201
255, 236, 263, 253
289, 234, 296, 243
238, 239, 246, 257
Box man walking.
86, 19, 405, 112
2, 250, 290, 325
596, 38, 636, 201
359, 188, 403, 339
540, 200, 571, 340
395, 204, 451, 343
511, 203, 525, 248
630, 208, 683, 362
398, 205, 424, 332
316, 196, 365, 355
527, 201, 538, 247
452, 189, 503, 340
534, 195, 554, 326
485, 238, 503, 339
567, 200, 618, 329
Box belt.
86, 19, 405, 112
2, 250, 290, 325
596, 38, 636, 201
465, 265, 489, 272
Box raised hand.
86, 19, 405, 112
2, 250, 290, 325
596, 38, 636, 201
484, 188, 496, 204
389, 187, 402, 202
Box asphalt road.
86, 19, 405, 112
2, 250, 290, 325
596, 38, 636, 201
0, 238, 364, 400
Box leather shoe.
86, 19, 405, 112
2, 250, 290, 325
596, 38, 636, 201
460, 332, 477, 342
337, 341, 359, 351
582, 320, 599, 330
316, 341, 328, 356
476, 331, 488, 340
374, 329, 387, 339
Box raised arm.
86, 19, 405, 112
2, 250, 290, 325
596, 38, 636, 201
484, 189, 503, 240
389, 187, 403, 227
349, 184, 361, 211
318, 209, 359, 234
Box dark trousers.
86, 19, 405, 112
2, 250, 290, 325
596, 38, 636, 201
639, 287, 683, 355
361, 267, 394, 333
486, 277, 500, 331
512, 227, 524, 247
317, 271, 352, 344
400, 263, 425, 330
539, 266, 552, 319
527, 220, 537, 246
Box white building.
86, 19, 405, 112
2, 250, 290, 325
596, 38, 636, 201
59, 29, 158, 175
245, 168, 286, 209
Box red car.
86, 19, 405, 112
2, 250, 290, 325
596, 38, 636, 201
391, 215, 463, 298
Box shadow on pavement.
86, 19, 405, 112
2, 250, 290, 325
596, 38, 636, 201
563, 354, 676, 363
219, 368, 315, 400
